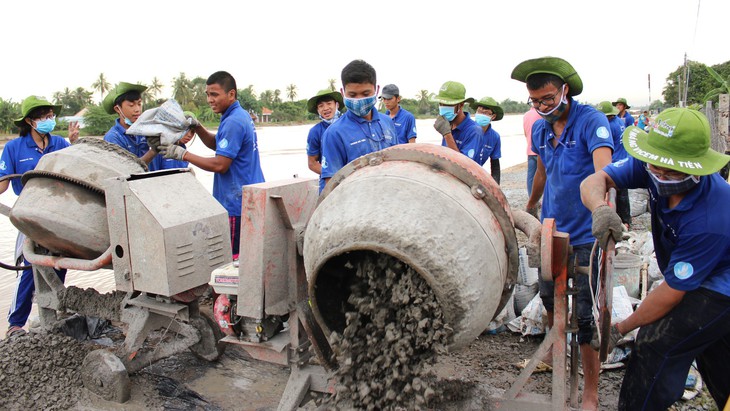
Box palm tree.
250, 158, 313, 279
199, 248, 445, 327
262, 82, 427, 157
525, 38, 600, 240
91, 73, 111, 102
328, 79, 337, 91
286, 84, 297, 101
273, 89, 282, 104
172, 73, 193, 106
148, 77, 164, 99
416, 89, 432, 115
259, 90, 274, 107
703, 66, 730, 102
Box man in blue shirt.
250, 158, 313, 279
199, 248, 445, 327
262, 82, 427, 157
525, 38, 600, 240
512, 56, 614, 410
159, 71, 265, 259
320, 60, 397, 191
380, 84, 416, 144
103, 82, 157, 167
431, 81, 481, 162
471, 97, 503, 184
596, 100, 631, 227
581, 108, 730, 411
612, 97, 635, 128
0, 96, 75, 338
306, 89, 344, 193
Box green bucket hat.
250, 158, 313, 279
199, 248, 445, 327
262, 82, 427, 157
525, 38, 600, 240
14, 96, 63, 126
596, 101, 619, 116
102, 82, 148, 114
612, 98, 631, 109
622, 107, 730, 176
306, 89, 344, 115
511, 56, 583, 96
430, 81, 474, 105
469, 97, 504, 121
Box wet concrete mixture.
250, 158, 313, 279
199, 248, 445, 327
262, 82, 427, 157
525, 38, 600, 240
0, 164, 720, 411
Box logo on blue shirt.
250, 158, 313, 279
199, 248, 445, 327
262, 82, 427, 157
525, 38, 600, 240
674, 262, 694, 280
596, 126, 610, 139
467, 149, 475, 158
219, 138, 229, 149
321, 156, 328, 169
612, 157, 629, 167
0, 161, 5, 171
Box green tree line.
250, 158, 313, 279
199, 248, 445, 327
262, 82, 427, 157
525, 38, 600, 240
2, 60, 729, 136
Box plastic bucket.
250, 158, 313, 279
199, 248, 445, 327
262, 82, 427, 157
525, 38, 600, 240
613, 253, 642, 298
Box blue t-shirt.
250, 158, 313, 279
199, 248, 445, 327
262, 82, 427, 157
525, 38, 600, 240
0, 134, 70, 195
531, 98, 614, 246
306, 120, 331, 192
386, 107, 417, 144
320, 109, 397, 189
213, 101, 265, 216
477, 126, 502, 166
605, 157, 730, 297
441, 112, 482, 161
609, 116, 628, 161
104, 119, 150, 158
619, 112, 635, 128
637, 114, 648, 130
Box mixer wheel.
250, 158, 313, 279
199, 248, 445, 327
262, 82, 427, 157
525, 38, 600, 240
81, 349, 131, 403
189, 312, 226, 361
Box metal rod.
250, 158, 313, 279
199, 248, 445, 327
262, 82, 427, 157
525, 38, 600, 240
23, 239, 112, 271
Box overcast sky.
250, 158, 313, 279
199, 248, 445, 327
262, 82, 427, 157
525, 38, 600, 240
1, 0, 724, 108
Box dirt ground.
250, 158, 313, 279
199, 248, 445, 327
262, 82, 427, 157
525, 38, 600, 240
0, 163, 720, 411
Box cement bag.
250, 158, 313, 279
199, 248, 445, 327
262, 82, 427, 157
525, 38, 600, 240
514, 247, 539, 313
126, 99, 194, 145
629, 189, 649, 217
507, 293, 546, 336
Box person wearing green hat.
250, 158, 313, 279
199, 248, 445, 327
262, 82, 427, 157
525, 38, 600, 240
612, 97, 634, 128
512, 56, 614, 410
596, 100, 631, 227
430, 81, 481, 162
380, 84, 417, 144
320, 60, 397, 192
581, 107, 730, 411
0, 96, 77, 338
103, 82, 158, 166
470, 97, 503, 184
306, 88, 344, 192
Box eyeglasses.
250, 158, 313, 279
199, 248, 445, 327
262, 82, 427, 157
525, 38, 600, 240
645, 164, 688, 181
527, 85, 564, 108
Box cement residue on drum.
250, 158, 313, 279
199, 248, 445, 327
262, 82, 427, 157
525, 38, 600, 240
59, 287, 127, 322
0, 332, 96, 410
327, 252, 452, 410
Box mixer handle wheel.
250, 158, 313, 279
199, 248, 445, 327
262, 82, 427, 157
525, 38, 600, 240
598, 188, 617, 362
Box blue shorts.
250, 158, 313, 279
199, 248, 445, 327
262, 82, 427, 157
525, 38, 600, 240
539, 243, 598, 344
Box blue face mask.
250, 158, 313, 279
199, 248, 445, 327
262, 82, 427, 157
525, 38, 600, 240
475, 113, 492, 127
116, 105, 134, 126
34, 118, 56, 134
439, 105, 457, 122
320, 108, 342, 125
344, 95, 377, 117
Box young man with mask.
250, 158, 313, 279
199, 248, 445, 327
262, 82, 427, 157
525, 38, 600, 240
103, 82, 158, 166
1, 96, 78, 338
320, 59, 397, 192
512, 56, 614, 410
581, 108, 730, 411
158, 71, 265, 259
612, 97, 634, 128
470, 96, 503, 184
380, 84, 417, 144
431, 81, 481, 162
306, 89, 344, 192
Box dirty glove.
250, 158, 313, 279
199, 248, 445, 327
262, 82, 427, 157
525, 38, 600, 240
434, 115, 452, 136
591, 204, 624, 249
158, 144, 187, 161
591, 323, 624, 352
146, 137, 161, 153
526, 203, 540, 220
184, 111, 200, 129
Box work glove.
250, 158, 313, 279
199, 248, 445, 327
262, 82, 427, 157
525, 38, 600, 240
184, 111, 200, 129
146, 136, 161, 153
591, 204, 624, 250
526, 203, 540, 220
591, 323, 624, 352
433, 115, 452, 136
158, 144, 187, 161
